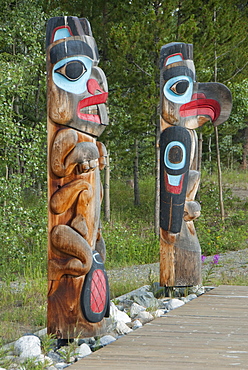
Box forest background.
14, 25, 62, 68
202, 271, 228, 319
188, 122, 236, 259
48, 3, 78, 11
0, 0, 248, 280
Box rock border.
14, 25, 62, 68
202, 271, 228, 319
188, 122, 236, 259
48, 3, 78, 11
0, 284, 212, 370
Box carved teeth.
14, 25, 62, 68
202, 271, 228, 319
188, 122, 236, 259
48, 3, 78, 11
80, 105, 98, 115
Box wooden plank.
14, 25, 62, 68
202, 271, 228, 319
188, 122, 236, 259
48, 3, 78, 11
69, 286, 248, 369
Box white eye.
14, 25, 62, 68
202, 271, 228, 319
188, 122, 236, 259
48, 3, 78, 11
55, 61, 87, 81
170, 80, 189, 95
52, 56, 93, 94
163, 75, 193, 104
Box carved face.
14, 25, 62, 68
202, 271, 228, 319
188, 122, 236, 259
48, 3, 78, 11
160, 42, 232, 129
47, 17, 108, 137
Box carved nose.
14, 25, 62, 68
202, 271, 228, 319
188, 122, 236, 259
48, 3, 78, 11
191, 93, 206, 100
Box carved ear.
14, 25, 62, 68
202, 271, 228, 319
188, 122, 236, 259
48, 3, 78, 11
79, 18, 93, 37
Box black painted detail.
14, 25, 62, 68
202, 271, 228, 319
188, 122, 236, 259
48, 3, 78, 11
80, 251, 110, 323
50, 40, 93, 64
160, 126, 191, 233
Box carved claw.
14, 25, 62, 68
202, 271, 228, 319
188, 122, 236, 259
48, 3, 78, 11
51, 225, 93, 270
48, 257, 91, 281
76, 158, 98, 173
184, 200, 201, 221
96, 141, 107, 170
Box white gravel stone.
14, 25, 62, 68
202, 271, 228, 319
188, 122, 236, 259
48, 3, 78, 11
115, 320, 133, 335
136, 311, 154, 324
166, 298, 185, 311
100, 335, 116, 346
132, 319, 143, 330
14, 335, 41, 358
35, 354, 53, 366
130, 302, 146, 318
75, 343, 92, 357
110, 302, 131, 323
154, 309, 166, 318
55, 362, 69, 369
184, 294, 197, 303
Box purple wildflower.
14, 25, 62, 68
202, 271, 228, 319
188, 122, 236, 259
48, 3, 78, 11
212, 254, 220, 265
201, 255, 207, 263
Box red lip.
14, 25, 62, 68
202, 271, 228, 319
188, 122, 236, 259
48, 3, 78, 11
165, 173, 184, 194
77, 79, 108, 123
179, 93, 221, 122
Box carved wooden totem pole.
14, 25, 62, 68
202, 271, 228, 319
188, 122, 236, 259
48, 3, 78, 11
159, 42, 232, 287
46, 16, 110, 338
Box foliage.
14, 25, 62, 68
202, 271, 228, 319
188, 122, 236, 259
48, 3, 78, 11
0, 186, 47, 280
196, 170, 248, 256
201, 254, 220, 284
103, 177, 159, 269
0, 277, 46, 344
0, 0, 247, 347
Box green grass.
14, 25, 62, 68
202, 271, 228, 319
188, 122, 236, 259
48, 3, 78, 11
0, 169, 247, 345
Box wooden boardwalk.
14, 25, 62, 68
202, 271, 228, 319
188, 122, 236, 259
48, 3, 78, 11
70, 286, 248, 369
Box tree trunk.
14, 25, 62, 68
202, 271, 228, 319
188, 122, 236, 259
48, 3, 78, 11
214, 9, 225, 222
104, 153, 110, 222
208, 134, 212, 174
241, 123, 248, 169
133, 138, 140, 206
154, 116, 160, 236
198, 131, 203, 172
215, 126, 225, 222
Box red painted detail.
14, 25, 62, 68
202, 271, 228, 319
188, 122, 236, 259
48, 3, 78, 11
164, 53, 184, 66
179, 98, 221, 122
51, 26, 73, 43
165, 173, 184, 194
90, 269, 106, 313
77, 79, 108, 123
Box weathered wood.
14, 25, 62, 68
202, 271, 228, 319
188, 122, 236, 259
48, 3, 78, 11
68, 286, 248, 370
47, 16, 109, 338
159, 42, 232, 286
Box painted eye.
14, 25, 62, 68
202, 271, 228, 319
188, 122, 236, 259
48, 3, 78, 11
54, 61, 87, 81
164, 141, 186, 170
168, 145, 183, 164
163, 75, 193, 104
170, 80, 189, 95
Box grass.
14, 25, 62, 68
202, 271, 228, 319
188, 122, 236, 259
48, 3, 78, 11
0, 169, 247, 345
0, 277, 47, 344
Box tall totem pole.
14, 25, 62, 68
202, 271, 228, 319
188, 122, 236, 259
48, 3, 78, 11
159, 42, 232, 287
46, 16, 110, 338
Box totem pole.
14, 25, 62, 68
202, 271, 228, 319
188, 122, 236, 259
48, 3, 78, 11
159, 42, 232, 287
46, 16, 110, 338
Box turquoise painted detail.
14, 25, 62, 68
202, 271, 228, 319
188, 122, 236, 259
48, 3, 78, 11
166, 55, 183, 66
52, 56, 93, 94
53, 28, 71, 41
167, 174, 182, 186
164, 141, 186, 170
163, 75, 193, 104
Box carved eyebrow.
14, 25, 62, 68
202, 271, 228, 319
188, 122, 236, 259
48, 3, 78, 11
50, 40, 93, 64
163, 66, 194, 81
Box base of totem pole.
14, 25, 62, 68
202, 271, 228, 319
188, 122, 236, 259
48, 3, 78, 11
47, 276, 108, 339
160, 222, 202, 287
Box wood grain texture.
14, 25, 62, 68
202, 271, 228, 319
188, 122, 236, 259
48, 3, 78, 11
68, 286, 248, 370
159, 42, 232, 286
47, 16, 109, 338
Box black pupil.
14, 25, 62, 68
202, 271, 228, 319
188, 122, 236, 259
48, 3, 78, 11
175, 80, 189, 94
168, 145, 183, 164
65, 61, 84, 80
